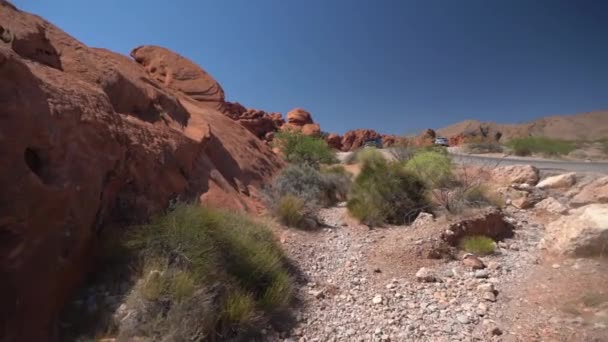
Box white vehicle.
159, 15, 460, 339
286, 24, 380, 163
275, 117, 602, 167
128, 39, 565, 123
434, 137, 449, 146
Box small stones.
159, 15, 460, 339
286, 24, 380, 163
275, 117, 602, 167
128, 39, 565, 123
487, 261, 501, 271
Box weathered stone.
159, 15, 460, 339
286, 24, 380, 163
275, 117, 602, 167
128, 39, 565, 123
543, 204, 608, 257
570, 176, 608, 207
535, 197, 568, 214
462, 254, 486, 270
536, 172, 577, 190
415, 267, 438, 283
492, 165, 540, 185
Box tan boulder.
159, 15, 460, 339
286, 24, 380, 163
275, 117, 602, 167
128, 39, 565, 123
491, 165, 540, 186
286, 108, 313, 125
570, 176, 608, 207
535, 197, 568, 214
511, 194, 536, 209
463, 254, 486, 270
543, 204, 608, 257
536, 172, 577, 190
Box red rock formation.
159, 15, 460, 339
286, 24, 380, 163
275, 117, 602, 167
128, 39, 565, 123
286, 108, 313, 125
340, 129, 382, 151
325, 133, 343, 150
130, 45, 225, 106
414, 128, 437, 147
221, 101, 285, 140
0, 3, 282, 340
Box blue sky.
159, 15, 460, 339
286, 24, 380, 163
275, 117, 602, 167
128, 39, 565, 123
14, 0, 608, 134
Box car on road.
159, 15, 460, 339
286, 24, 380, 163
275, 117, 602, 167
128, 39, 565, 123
434, 137, 449, 147
363, 138, 383, 148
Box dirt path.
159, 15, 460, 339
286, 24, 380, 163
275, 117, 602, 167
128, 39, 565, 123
268, 206, 608, 341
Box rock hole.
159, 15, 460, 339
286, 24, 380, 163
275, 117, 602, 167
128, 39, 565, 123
24, 147, 53, 185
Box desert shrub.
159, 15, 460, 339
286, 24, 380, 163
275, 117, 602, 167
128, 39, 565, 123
598, 137, 608, 155
463, 141, 503, 154
405, 151, 454, 188
273, 130, 337, 167
459, 235, 496, 255
347, 151, 429, 225
275, 194, 306, 227
464, 185, 505, 208
388, 146, 416, 162
266, 164, 352, 222
507, 136, 575, 157
117, 204, 293, 340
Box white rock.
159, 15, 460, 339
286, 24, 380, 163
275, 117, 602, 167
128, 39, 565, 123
543, 204, 608, 256
474, 270, 490, 279
372, 294, 383, 304
492, 165, 540, 185
536, 172, 577, 189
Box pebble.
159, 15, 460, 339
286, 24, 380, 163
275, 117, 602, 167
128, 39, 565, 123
372, 294, 383, 305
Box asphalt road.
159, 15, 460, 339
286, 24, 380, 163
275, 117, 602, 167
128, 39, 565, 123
450, 153, 608, 174
336, 149, 608, 174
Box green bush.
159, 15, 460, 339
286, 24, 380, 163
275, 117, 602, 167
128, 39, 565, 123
405, 151, 454, 188
460, 235, 496, 255
275, 194, 306, 227
120, 204, 292, 340
273, 130, 337, 167
347, 150, 429, 225
463, 141, 503, 154
507, 137, 575, 157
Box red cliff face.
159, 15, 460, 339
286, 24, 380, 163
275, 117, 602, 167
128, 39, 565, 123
0, 2, 283, 340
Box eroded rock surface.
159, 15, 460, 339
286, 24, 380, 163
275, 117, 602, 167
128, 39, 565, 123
0, 3, 282, 340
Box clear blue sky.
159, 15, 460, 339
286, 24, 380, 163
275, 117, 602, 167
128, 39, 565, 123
14, 0, 608, 134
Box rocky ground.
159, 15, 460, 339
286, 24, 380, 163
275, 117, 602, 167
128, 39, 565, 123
265, 203, 608, 342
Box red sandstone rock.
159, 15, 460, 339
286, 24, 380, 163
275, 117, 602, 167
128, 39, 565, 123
0, 3, 282, 340
325, 133, 343, 150
286, 108, 313, 125
340, 129, 382, 151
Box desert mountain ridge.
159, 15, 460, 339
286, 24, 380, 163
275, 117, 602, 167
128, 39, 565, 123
436, 110, 608, 142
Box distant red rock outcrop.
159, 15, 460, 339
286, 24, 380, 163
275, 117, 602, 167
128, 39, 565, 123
340, 129, 382, 151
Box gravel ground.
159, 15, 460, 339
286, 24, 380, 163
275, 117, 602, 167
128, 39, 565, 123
265, 206, 608, 342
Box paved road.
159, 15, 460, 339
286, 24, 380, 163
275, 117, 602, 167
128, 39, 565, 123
450, 153, 608, 173
337, 149, 608, 174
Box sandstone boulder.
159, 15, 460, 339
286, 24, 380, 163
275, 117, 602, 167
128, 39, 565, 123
491, 165, 540, 186
536, 172, 577, 190
301, 123, 321, 137
570, 176, 608, 208
543, 204, 608, 257
286, 108, 313, 125
131, 45, 225, 105
415, 128, 437, 147
341, 129, 382, 151
325, 133, 342, 150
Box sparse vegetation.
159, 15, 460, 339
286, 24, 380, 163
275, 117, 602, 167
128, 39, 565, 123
112, 204, 294, 340
275, 194, 306, 227
463, 139, 503, 154
347, 149, 428, 225
266, 164, 351, 227
464, 185, 505, 208
460, 235, 496, 255
507, 136, 575, 157
273, 130, 337, 167
405, 150, 454, 188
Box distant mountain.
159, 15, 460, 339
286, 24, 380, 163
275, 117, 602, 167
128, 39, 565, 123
436, 110, 608, 141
